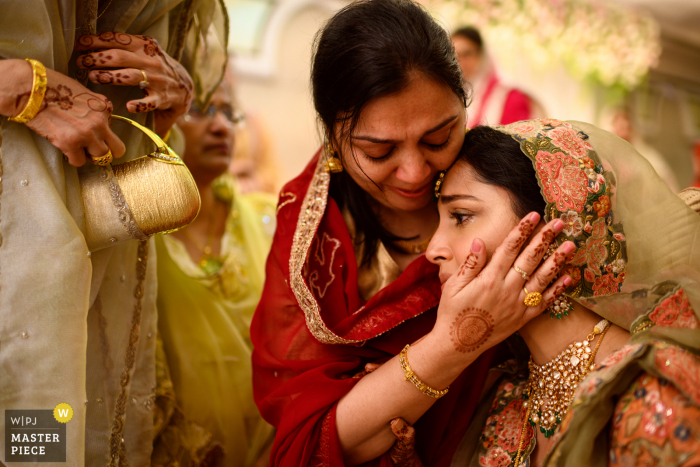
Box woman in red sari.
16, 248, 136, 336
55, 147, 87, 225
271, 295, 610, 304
251, 1, 574, 465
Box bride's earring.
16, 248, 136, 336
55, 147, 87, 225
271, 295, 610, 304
325, 141, 343, 173
543, 244, 573, 319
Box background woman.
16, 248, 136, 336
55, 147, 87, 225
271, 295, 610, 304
428, 120, 700, 466
155, 75, 275, 466
251, 1, 573, 465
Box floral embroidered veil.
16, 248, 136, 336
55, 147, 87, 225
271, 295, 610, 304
479, 119, 700, 465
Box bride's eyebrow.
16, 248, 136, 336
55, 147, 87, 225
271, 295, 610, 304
439, 194, 481, 204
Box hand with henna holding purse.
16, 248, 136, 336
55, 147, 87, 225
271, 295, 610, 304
0, 32, 193, 167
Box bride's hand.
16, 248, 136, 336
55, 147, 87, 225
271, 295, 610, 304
433, 212, 574, 357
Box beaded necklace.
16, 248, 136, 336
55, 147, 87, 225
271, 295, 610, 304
513, 319, 610, 466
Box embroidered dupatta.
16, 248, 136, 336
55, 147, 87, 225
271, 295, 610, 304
451, 120, 700, 467
251, 150, 502, 466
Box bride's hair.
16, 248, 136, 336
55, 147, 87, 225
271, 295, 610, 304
311, 0, 467, 264
458, 126, 546, 219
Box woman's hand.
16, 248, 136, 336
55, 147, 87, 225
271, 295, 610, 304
432, 213, 574, 360
75, 33, 194, 136
3, 60, 126, 167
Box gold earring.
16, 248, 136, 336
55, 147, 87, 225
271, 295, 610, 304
542, 243, 574, 319
434, 171, 445, 198
325, 142, 343, 173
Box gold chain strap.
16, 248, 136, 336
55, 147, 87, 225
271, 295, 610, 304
399, 344, 449, 399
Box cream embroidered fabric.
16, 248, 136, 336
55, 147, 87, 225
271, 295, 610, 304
0, 1, 226, 466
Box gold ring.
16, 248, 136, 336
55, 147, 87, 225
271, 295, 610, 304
513, 265, 531, 281
139, 69, 149, 89
523, 287, 543, 307
91, 150, 113, 166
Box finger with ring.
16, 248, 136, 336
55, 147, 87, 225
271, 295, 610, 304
91, 149, 113, 166
513, 265, 531, 281
523, 287, 543, 307
139, 69, 149, 89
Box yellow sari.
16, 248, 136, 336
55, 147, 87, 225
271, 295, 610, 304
156, 174, 275, 466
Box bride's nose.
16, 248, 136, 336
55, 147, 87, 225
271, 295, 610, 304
426, 231, 453, 265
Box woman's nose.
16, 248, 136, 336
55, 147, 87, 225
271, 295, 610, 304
209, 110, 232, 135
426, 233, 453, 265
395, 150, 430, 184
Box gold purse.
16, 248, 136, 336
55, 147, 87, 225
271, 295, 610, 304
79, 116, 201, 251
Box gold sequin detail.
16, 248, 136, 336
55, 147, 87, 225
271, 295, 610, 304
108, 240, 149, 466
289, 158, 363, 345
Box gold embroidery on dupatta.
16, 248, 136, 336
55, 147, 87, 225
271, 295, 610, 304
108, 240, 149, 466
277, 191, 297, 214
309, 232, 341, 299
289, 158, 364, 345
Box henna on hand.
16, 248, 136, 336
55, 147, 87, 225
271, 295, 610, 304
389, 419, 424, 467
533, 228, 557, 256
507, 217, 535, 254
457, 252, 478, 276
543, 283, 568, 308
449, 307, 495, 353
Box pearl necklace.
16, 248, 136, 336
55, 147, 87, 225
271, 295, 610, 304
523, 319, 610, 438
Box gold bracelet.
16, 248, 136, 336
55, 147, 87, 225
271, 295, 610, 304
398, 344, 449, 399
9, 59, 48, 123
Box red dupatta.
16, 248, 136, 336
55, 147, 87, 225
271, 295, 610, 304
251, 150, 502, 466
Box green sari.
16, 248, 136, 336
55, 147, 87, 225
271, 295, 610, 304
155, 174, 276, 466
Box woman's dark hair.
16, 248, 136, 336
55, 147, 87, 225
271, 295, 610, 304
451, 26, 483, 52
312, 0, 467, 264
457, 126, 546, 219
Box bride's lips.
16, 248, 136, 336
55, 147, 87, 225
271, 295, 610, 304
386, 180, 433, 199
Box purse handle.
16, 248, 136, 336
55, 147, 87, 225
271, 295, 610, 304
111, 115, 184, 165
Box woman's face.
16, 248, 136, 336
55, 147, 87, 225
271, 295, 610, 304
334, 73, 466, 213
452, 35, 481, 82
426, 161, 520, 284
178, 84, 236, 182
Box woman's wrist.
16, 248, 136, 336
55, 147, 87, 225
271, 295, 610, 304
403, 329, 476, 392
0, 59, 34, 118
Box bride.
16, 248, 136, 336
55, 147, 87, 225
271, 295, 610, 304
427, 120, 700, 467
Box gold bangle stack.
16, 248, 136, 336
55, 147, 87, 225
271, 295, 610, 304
9, 59, 48, 124
399, 344, 449, 399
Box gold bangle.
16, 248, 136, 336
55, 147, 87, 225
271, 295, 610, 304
9, 59, 48, 124
398, 344, 449, 399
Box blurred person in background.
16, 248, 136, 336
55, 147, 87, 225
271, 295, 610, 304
609, 107, 680, 192
251, 1, 572, 465
452, 26, 542, 128
153, 70, 276, 467
230, 110, 280, 195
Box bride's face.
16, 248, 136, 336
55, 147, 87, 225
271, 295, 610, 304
334, 73, 466, 213
426, 161, 521, 284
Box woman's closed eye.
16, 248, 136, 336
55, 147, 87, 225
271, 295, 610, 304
423, 135, 450, 151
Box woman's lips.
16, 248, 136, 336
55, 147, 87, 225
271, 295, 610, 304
386, 180, 433, 199
204, 144, 231, 154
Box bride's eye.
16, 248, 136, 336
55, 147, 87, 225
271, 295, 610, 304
449, 211, 473, 226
